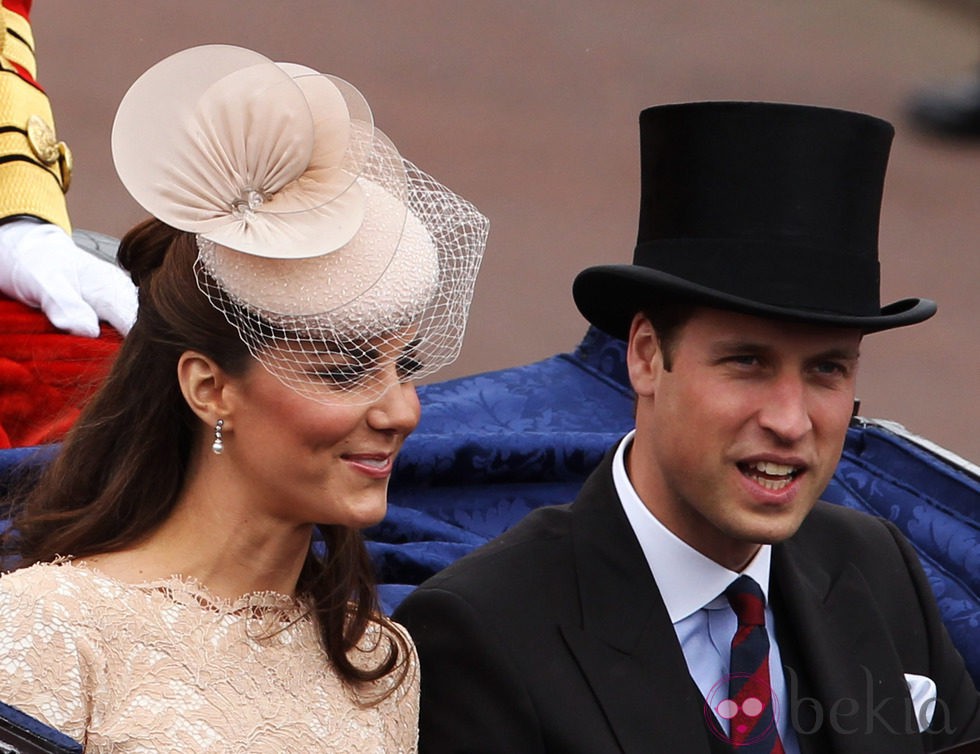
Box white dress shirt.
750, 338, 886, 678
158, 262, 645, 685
612, 431, 801, 753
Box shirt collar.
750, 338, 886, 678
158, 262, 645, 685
611, 430, 772, 624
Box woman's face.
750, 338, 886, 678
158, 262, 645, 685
217, 339, 421, 531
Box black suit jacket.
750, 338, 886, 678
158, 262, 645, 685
395, 452, 980, 753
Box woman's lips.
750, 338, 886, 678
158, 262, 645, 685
342, 453, 394, 478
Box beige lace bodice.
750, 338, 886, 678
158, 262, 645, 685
0, 561, 418, 753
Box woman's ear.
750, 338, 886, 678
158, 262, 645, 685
626, 312, 663, 398
177, 351, 233, 426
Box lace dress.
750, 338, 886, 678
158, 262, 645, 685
0, 560, 419, 753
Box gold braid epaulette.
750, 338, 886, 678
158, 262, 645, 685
0, 2, 71, 233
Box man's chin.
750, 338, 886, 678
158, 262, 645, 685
732, 507, 813, 546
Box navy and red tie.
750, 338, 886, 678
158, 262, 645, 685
724, 575, 785, 753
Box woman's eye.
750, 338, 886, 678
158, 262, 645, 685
311, 364, 369, 385
397, 354, 423, 379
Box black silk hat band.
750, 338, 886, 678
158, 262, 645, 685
573, 101, 937, 339
634, 239, 881, 315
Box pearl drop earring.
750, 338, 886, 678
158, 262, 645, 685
211, 419, 224, 455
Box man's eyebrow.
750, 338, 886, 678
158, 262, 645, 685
707, 340, 861, 361
708, 339, 770, 356
805, 345, 862, 363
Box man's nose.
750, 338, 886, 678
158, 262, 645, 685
757, 373, 813, 443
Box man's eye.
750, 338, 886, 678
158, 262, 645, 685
814, 361, 848, 377
727, 355, 760, 367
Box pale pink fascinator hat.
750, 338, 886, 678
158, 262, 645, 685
111, 45, 488, 403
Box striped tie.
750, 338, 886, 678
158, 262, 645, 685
724, 575, 785, 753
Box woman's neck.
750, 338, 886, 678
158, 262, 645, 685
84, 461, 313, 600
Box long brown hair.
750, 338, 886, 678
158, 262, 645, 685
2, 218, 407, 691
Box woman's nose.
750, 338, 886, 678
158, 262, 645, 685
367, 374, 421, 434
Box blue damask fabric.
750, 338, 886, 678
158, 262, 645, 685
0, 328, 977, 685
825, 424, 979, 681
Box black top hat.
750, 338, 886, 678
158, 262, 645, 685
573, 102, 936, 339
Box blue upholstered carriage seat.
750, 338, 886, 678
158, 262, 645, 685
1, 329, 977, 687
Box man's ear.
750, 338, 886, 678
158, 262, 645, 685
177, 351, 234, 427
626, 313, 663, 397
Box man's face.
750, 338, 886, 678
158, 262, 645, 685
626, 307, 862, 570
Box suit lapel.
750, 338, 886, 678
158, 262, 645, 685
560, 453, 716, 754
773, 537, 924, 754
558, 451, 927, 753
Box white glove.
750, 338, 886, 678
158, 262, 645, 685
0, 218, 137, 337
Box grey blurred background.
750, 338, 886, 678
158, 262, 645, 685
33, 0, 979, 461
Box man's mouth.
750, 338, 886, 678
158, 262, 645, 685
738, 460, 801, 491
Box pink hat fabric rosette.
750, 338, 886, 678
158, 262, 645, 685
111, 45, 488, 403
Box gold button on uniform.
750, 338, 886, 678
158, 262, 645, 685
26, 113, 71, 191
